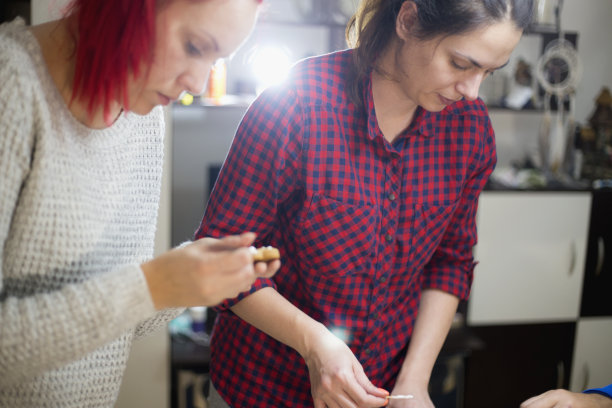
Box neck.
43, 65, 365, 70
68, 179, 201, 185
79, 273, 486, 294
371, 42, 418, 143
30, 18, 122, 129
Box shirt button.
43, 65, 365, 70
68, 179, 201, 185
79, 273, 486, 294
385, 233, 393, 242
379, 276, 387, 283
365, 348, 372, 356
388, 192, 396, 201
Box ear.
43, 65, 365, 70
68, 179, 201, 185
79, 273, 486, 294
396, 0, 418, 41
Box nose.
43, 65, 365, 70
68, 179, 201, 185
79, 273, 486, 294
456, 72, 484, 101
180, 59, 215, 96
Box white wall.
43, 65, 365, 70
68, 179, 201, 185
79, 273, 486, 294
30, 0, 68, 24
491, 0, 612, 168
561, 0, 612, 123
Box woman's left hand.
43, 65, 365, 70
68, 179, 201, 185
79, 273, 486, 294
387, 382, 434, 408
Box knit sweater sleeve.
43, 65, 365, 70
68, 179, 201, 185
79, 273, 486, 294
0, 51, 157, 386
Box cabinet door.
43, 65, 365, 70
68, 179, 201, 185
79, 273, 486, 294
464, 323, 575, 408
580, 191, 612, 317
570, 317, 612, 391
468, 192, 591, 325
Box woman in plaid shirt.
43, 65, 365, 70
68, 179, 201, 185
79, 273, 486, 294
198, 0, 533, 407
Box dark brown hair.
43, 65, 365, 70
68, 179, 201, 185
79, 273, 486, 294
345, 0, 534, 110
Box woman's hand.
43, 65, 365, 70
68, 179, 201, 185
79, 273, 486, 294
141, 232, 280, 309
302, 328, 389, 408
521, 389, 612, 408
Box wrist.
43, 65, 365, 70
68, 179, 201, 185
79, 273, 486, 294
590, 393, 612, 408
293, 313, 328, 359
141, 260, 167, 310
396, 363, 432, 389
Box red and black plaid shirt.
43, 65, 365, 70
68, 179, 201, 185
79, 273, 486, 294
195, 49, 496, 407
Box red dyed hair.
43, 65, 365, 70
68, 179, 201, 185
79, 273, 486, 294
66, 0, 263, 121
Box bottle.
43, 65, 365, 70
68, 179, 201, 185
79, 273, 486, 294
205, 59, 227, 105
188, 306, 207, 333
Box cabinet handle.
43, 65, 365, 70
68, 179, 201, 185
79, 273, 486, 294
556, 361, 565, 389
596, 237, 605, 277
569, 241, 576, 276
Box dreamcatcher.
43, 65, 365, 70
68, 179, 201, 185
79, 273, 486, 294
535, 0, 582, 175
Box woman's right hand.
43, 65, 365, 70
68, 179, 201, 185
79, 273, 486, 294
141, 232, 280, 309
521, 389, 612, 408
302, 327, 389, 408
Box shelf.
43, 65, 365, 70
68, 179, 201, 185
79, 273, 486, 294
259, 17, 348, 29
173, 94, 255, 109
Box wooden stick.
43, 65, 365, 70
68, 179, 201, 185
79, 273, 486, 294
386, 394, 414, 400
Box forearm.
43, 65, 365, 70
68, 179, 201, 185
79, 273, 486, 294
230, 287, 327, 358
0, 265, 154, 386
396, 289, 459, 387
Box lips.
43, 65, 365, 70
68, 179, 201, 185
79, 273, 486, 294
157, 92, 172, 106
439, 94, 459, 105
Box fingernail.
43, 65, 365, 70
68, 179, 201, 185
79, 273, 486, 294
378, 388, 390, 396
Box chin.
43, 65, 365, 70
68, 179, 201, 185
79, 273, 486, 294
129, 103, 156, 116
421, 102, 446, 113
421, 96, 449, 112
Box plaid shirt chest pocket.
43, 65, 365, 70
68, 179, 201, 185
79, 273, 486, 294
291, 194, 378, 277
406, 200, 460, 267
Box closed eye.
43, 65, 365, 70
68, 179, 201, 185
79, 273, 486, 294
451, 60, 469, 71
186, 41, 202, 57
452, 59, 496, 77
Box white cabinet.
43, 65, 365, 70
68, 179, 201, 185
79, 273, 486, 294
468, 192, 591, 325
570, 317, 612, 391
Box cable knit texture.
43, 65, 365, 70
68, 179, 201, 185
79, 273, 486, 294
0, 18, 180, 407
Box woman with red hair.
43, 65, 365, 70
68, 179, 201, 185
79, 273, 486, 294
0, 0, 274, 406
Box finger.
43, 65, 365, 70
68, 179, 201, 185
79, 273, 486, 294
342, 366, 387, 407
239, 282, 254, 294
324, 398, 344, 408
333, 392, 358, 408
521, 394, 554, 408
520, 395, 539, 407
313, 398, 327, 408
524, 389, 565, 408
194, 247, 255, 282
340, 379, 373, 408
199, 232, 256, 250
353, 365, 389, 398
231, 263, 258, 289
254, 259, 281, 277
235, 231, 257, 246
215, 232, 256, 248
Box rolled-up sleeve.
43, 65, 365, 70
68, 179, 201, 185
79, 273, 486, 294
195, 85, 304, 310
421, 113, 496, 300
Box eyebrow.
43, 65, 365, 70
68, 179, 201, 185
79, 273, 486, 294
456, 52, 510, 71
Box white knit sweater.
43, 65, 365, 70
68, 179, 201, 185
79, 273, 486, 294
0, 18, 180, 407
